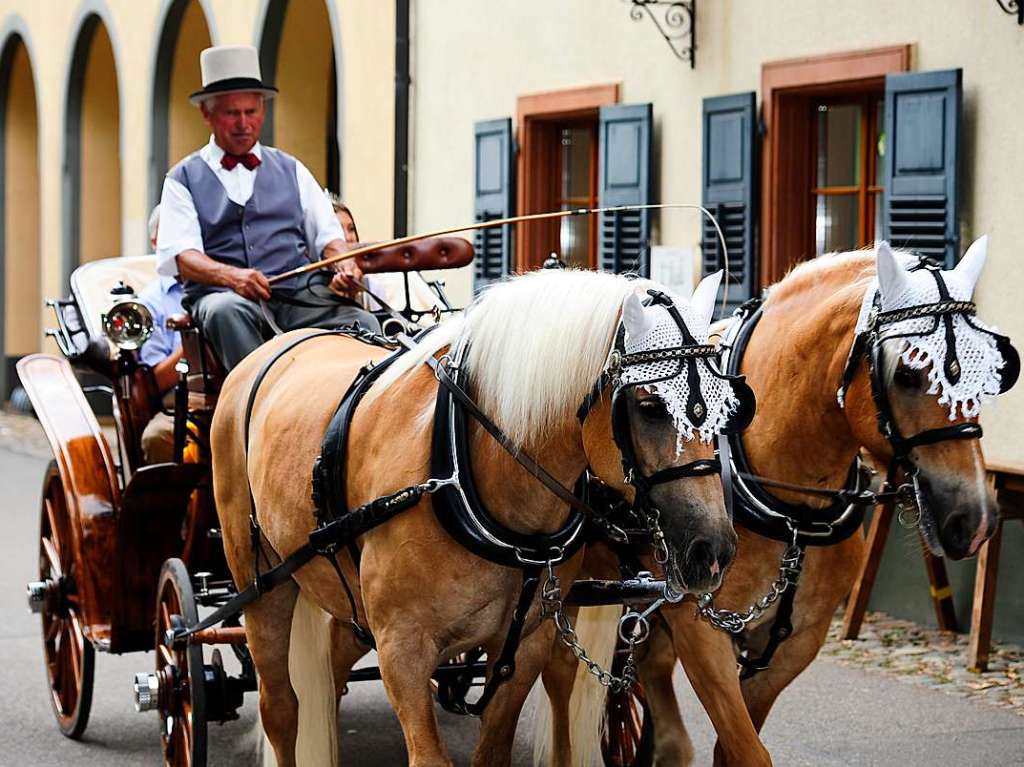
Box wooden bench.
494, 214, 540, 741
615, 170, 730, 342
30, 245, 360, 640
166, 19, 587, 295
840, 459, 1024, 673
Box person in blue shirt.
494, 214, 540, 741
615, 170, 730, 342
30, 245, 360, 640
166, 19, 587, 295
138, 206, 186, 463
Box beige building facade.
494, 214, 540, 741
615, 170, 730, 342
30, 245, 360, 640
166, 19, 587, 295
408, 0, 1024, 467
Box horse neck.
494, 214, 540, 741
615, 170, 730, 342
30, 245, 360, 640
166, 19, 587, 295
467, 417, 588, 536
741, 274, 866, 502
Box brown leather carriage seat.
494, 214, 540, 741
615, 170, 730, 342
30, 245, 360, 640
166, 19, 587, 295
354, 236, 473, 274
166, 313, 225, 406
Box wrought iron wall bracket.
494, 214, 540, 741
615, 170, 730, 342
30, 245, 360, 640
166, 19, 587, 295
625, 0, 697, 68
996, 1, 1023, 25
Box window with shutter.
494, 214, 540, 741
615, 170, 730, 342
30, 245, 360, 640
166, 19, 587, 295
701, 93, 757, 309
473, 118, 514, 286
598, 103, 653, 275
882, 69, 962, 267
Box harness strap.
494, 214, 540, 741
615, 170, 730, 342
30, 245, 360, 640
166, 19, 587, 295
445, 569, 542, 716
738, 550, 803, 680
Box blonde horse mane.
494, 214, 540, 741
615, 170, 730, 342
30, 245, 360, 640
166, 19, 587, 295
372, 269, 642, 449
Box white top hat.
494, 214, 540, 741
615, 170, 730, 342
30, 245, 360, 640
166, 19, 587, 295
190, 45, 277, 105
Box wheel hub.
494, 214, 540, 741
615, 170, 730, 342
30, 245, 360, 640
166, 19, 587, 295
26, 578, 61, 615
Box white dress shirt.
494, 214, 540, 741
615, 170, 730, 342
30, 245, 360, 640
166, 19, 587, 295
155, 136, 343, 276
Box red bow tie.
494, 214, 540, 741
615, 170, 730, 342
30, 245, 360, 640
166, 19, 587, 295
221, 152, 261, 171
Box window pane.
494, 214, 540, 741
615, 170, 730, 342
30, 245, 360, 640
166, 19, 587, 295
815, 103, 861, 188
815, 194, 859, 256
559, 209, 590, 268
561, 127, 593, 200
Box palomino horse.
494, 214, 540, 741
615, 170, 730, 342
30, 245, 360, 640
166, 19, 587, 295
542, 238, 1015, 766
210, 268, 743, 766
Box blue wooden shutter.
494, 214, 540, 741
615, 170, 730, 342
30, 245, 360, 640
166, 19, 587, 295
883, 69, 962, 268
598, 103, 653, 275
701, 92, 758, 310
473, 118, 514, 286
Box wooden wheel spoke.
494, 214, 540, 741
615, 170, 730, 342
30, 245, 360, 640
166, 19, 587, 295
160, 601, 173, 631
44, 616, 60, 643
41, 536, 62, 579
44, 497, 61, 555
158, 644, 175, 668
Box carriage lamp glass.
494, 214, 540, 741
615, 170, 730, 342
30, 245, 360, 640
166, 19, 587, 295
103, 301, 154, 350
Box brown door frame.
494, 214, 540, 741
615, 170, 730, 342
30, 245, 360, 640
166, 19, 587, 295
515, 83, 619, 271
760, 45, 910, 285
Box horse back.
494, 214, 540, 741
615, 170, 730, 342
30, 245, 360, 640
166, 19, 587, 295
211, 330, 391, 586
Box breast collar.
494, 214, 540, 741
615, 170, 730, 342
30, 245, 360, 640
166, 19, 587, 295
718, 299, 868, 546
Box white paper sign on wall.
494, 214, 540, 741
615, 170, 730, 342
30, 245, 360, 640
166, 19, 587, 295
650, 246, 694, 297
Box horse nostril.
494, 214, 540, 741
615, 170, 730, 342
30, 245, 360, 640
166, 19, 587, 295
685, 537, 715, 572
942, 510, 974, 557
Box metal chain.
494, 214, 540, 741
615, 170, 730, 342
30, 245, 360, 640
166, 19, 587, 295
696, 542, 805, 635
541, 562, 638, 693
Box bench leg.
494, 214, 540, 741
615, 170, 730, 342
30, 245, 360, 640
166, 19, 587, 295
967, 520, 1003, 673
921, 542, 958, 632
841, 503, 894, 640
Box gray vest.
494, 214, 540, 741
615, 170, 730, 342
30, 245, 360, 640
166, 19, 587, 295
169, 146, 307, 297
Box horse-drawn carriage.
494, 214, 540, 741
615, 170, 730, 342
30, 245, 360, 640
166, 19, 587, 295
23, 212, 1013, 767
21, 236, 702, 766
19, 239, 490, 762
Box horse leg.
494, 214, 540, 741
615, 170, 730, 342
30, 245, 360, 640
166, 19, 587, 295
244, 579, 302, 767
636, 616, 695, 766
539, 625, 578, 767
472, 621, 557, 767
375, 630, 452, 767
736, 537, 864, 734
666, 609, 772, 767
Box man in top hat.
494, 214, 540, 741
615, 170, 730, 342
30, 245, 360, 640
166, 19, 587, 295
155, 45, 379, 371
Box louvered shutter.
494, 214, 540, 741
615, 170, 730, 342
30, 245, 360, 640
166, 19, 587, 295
883, 69, 962, 268
473, 118, 514, 286
701, 93, 757, 310
598, 103, 653, 275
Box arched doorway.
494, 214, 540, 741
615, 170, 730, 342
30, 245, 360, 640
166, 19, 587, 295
150, 0, 213, 209
64, 15, 120, 276
0, 32, 40, 398
259, 0, 339, 190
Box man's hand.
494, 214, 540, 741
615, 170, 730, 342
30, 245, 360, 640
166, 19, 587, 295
228, 267, 271, 301
329, 258, 364, 297
177, 250, 271, 301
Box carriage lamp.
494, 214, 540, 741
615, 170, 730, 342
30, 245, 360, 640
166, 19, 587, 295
103, 300, 154, 350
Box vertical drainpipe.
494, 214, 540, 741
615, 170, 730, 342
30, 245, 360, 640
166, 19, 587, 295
393, 0, 410, 238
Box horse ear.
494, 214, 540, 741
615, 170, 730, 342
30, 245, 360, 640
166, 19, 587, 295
621, 291, 653, 342
690, 270, 723, 326
876, 242, 908, 302
953, 235, 988, 294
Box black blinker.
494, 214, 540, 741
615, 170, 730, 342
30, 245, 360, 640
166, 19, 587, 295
996, 335, 1020, 394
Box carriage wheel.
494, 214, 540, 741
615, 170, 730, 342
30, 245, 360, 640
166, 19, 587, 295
37, 460, 95, 739
154, 558, 207, 767
601, 668, 654, 767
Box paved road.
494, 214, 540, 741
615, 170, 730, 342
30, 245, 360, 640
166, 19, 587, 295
2, 444, 1023, 765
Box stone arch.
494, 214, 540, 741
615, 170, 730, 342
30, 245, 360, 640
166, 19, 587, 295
64, 12, 121, 276
0, 23, 40, 398
257, 0, 341, 191
149, 0, 215, 211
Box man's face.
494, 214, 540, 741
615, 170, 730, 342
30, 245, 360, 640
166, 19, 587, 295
202, 92, 265, 156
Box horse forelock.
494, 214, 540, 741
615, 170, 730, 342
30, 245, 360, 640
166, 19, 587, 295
372, 269, 636, 449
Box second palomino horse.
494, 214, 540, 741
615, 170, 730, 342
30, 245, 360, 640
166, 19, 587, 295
541, 237, 1017, 766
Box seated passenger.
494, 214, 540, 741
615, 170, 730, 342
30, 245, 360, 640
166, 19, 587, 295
138, 205, 184, 464
155, 45, 379, 371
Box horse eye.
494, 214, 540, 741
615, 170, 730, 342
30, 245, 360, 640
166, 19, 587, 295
894, 366, 922, 390
638, 397, 671, 421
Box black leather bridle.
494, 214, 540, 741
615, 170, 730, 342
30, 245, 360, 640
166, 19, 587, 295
577, 289, 755, 507
838, 262, 1019, 517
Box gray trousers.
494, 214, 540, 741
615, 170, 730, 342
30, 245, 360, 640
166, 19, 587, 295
189, 289, 381, 370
